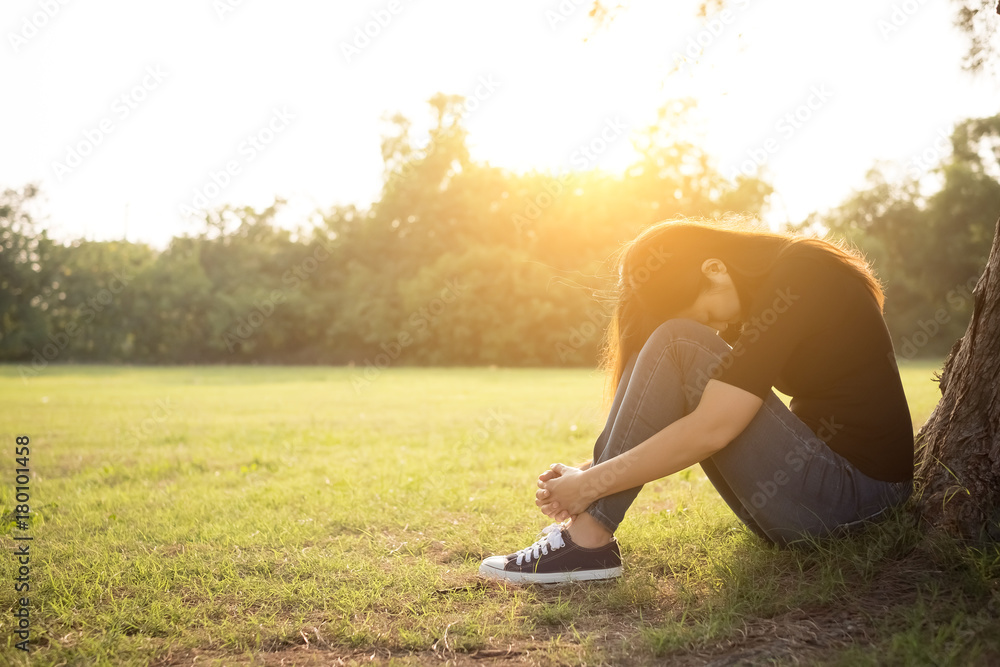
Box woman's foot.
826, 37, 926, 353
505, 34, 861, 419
478, 522, 622, 584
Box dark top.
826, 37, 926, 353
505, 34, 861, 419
717, 249, 914, 482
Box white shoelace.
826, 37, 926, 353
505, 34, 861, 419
513, 524, 566, 565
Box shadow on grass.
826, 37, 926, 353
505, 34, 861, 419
627, 503, 1000, 666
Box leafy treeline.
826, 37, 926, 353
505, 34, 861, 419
2, 98, 768, 371
2, 98, 998, 371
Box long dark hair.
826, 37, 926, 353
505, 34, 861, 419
599, 219, 884, 404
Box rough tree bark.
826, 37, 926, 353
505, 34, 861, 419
914, 214, 1000, 541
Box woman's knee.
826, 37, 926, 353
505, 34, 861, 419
650, 318, 726, 346
640, 318, 731, 363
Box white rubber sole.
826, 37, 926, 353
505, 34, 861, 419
478, 560, 622, 585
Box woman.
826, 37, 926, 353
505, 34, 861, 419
479, 220, 914, 584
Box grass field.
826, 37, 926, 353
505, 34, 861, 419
1, 359, 998, 666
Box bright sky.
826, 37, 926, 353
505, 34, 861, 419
2, 0, 998, 249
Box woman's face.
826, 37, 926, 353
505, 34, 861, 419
673, 259, 742, 333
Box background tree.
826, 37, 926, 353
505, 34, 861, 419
952, 0, 1000, 74
0, 185, 59, 361
877, 2, 1000, 541
910, 109, 1000, 539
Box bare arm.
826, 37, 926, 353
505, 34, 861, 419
538, 380, 764, 519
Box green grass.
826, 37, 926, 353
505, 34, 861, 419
1, 359, 997, 665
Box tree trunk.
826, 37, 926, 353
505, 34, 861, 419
914, 214, 1000, 541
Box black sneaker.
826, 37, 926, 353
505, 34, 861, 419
478, 523, 622, 584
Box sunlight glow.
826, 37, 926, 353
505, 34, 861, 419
1, 0, 997, 247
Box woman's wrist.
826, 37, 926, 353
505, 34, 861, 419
577, 465, 605, 505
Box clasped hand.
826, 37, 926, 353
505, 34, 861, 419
534, 463, 598, 523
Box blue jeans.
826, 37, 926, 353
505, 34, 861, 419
586, 318, 913, 547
